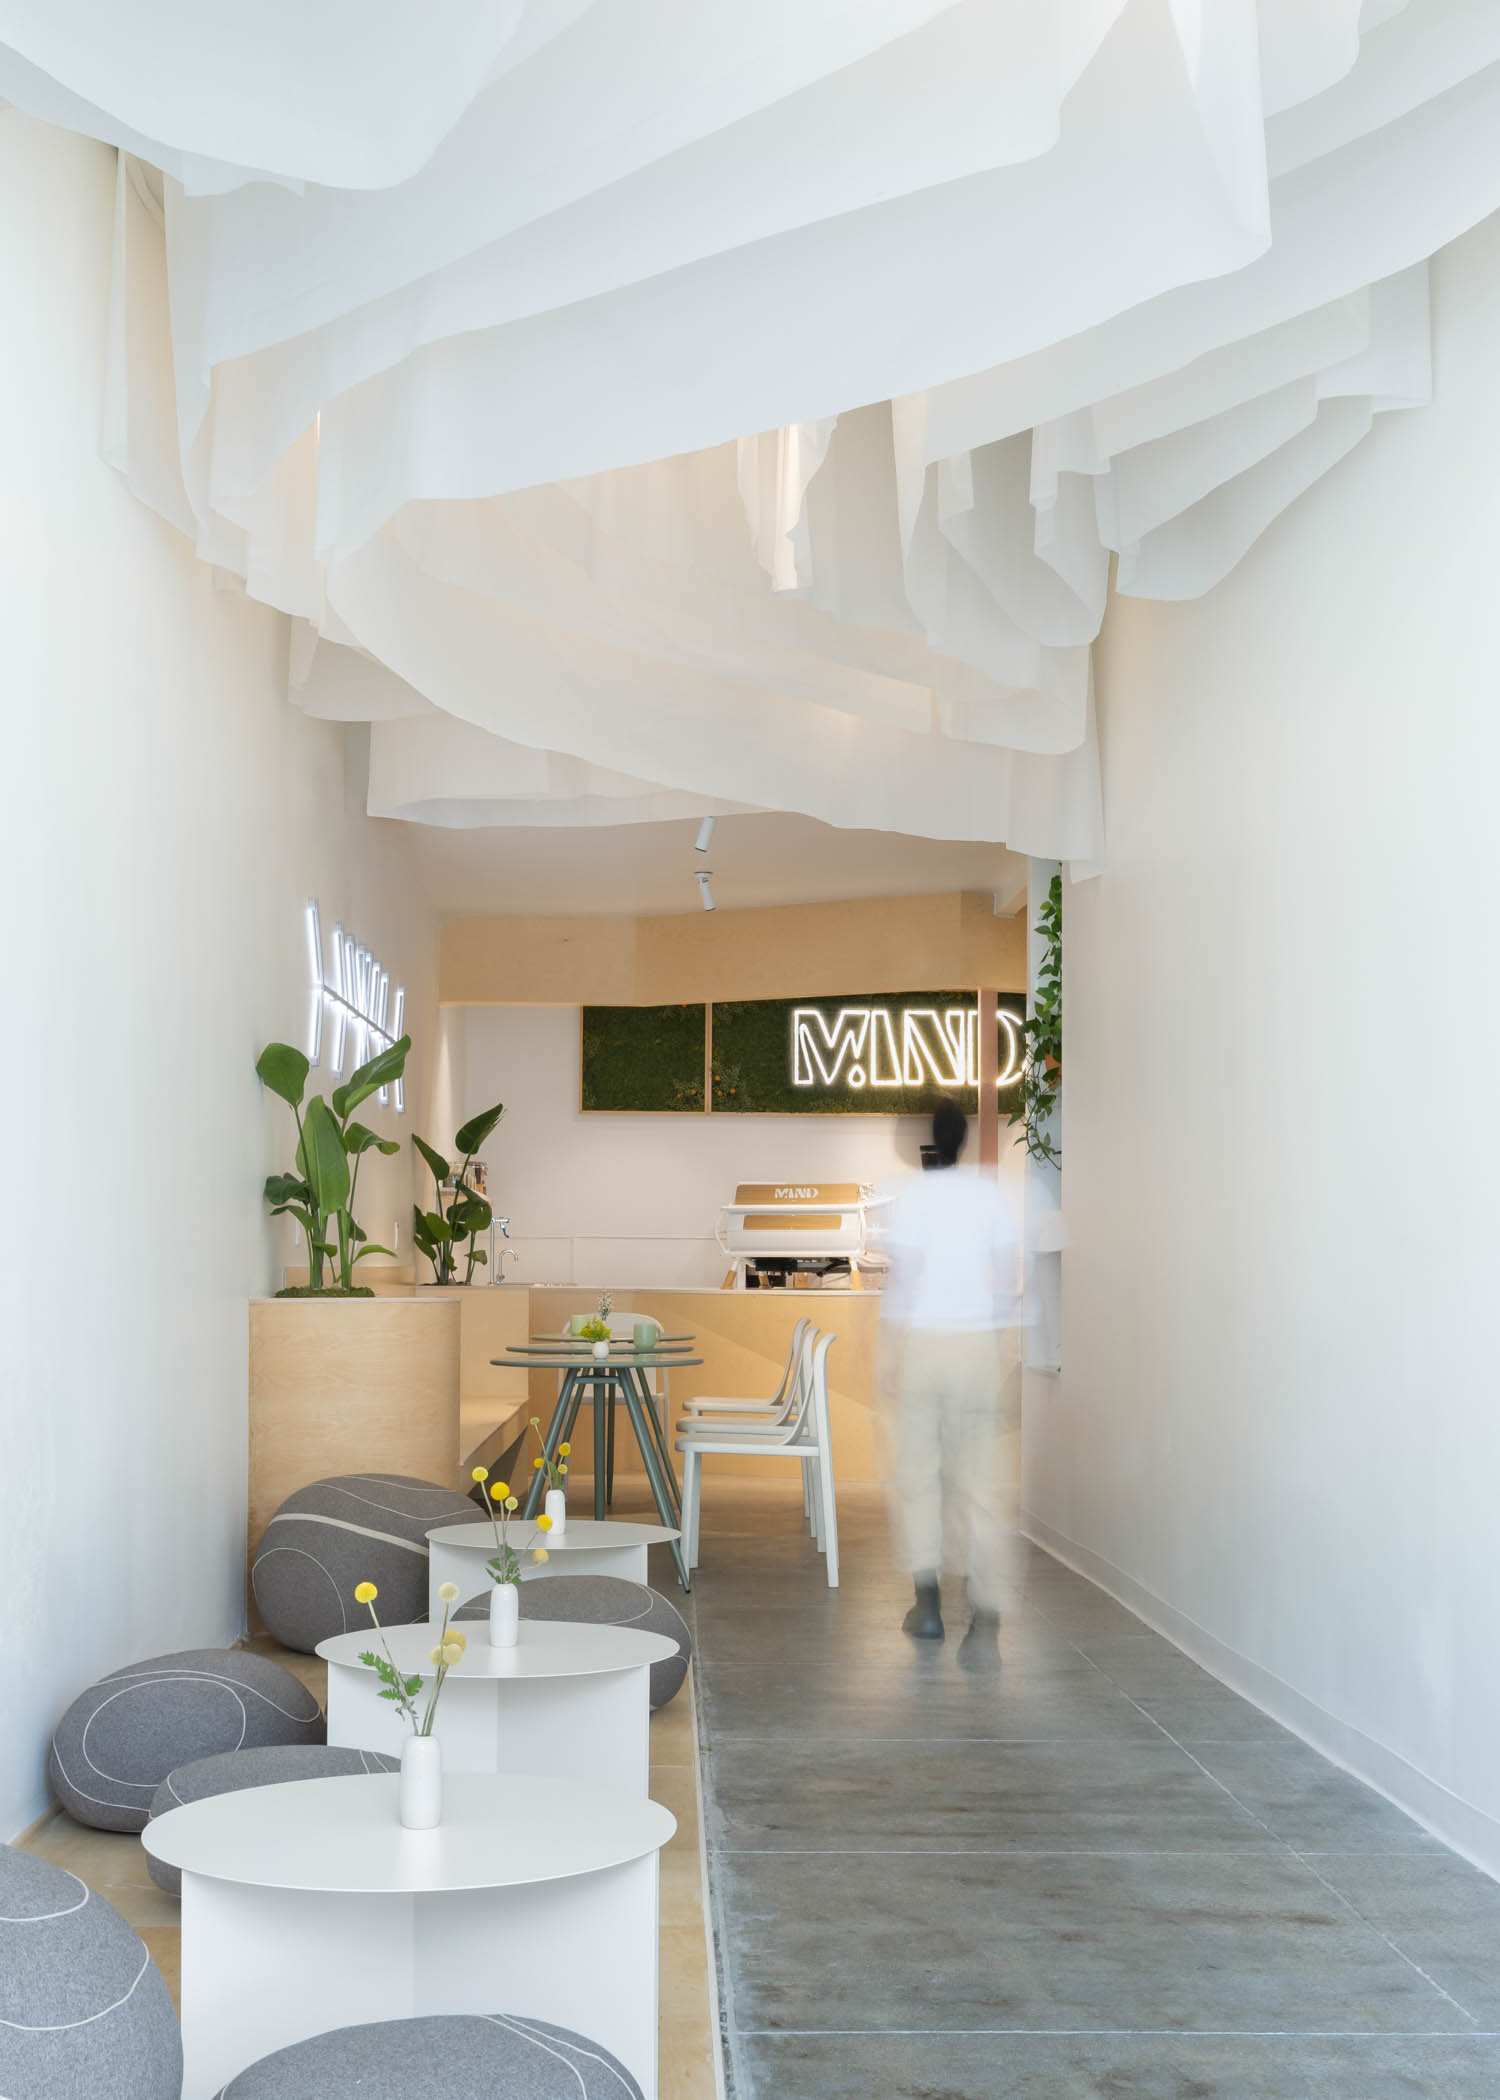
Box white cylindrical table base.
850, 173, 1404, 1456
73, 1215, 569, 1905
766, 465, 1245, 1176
145, 1773, 673, 2100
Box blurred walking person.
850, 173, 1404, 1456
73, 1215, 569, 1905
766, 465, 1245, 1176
880, 1097, 1024, 1668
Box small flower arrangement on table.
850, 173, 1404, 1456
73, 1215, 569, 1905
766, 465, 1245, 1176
353, 1579, 464, 1735
528, 1417, 570, 1496
470, 1466, 553, 1585
577, 1316, 612, 1346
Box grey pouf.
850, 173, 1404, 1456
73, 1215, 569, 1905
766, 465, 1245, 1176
252, 1473, 478, 1653
146, 1743, 399, 1894
211, 2012, 642, 2098
50, 1649, 324, 1833
0, 1842, 181, 2099
461, 1575, 690, 1709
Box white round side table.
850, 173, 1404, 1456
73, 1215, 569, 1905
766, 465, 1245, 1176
425, 1516, 680, 1619
143, 1771, 675, 2100
317, 1618, 678, 1794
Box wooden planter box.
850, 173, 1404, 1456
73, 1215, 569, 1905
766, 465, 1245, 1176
248, 1296, 461, 1576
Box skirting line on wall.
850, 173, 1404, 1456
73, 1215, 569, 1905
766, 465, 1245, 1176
1022, 1508, 1500, 1887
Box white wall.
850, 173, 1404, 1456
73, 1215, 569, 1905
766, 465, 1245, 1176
0, 114, 437, 1836
455, 1006, 1028, 1287
1026, 207, 1500, 1870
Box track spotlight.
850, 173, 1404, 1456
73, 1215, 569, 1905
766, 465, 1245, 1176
694, 815, 717, 852
696, 869, 716, 912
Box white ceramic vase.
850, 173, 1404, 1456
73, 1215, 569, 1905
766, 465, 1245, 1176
545, 1486, 567, 1539
489, 1579, 519, 1647
399, 1735, 442, 1830
591, 1338, 610, 1360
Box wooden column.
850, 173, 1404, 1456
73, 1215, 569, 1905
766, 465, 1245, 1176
977, 986, 1000, 1174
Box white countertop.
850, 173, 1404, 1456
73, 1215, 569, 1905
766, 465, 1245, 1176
143, 1772, 675, 1892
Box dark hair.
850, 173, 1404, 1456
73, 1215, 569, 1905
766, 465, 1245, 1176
931, 1097, 968, 1166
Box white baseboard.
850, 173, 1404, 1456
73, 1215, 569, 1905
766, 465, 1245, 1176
1023, 1507, 1500, 1884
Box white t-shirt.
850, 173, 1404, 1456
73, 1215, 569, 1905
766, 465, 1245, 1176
879, 1165, 1023, 1332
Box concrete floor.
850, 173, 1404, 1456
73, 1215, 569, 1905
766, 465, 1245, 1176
689, 1480, 1500, 2099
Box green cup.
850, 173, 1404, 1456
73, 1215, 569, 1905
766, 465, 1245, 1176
569, 1314, 589, 1336
633, 1319, 659, 1350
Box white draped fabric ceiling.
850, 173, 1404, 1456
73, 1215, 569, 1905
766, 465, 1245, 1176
7, 0, 1500, 860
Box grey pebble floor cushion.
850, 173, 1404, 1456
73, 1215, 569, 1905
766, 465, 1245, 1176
145, 1743, 399, 1893
460, 1574, 691, 1708
49, 1649, 324, 1832
210, 2012, 643, 2098
0, 1842, 182, 2099
251, 1473, 478, 1652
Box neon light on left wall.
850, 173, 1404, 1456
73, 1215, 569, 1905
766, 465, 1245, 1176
304, 901, 406, 1111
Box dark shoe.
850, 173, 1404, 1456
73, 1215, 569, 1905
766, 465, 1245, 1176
957, 1609, 1001, 1672
902, 1578, 944, 1641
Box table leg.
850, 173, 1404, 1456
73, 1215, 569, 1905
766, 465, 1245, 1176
523, 1372, 575, 1518
630, 1366, 683, 1518
620, 1381, 690, 1592
593, 1377, 607, 1520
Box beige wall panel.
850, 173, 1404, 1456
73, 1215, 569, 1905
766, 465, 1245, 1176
636, 892, 970, 1003
960, 891, 1027, 989
440, 891, 1025, 1006
248, 1298, 461, 1613
442, 914, 638, 1005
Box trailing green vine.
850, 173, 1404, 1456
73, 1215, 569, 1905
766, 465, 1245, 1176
1007, 873, 1061, 1168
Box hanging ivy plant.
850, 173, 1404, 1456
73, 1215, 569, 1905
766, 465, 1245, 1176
1007, 873, 1061, 1167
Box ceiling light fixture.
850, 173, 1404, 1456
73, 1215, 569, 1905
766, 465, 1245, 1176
696, 869, 716, 912
694, 815, 717, 852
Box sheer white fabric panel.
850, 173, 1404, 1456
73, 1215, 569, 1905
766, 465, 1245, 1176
4, 1, 1495, 859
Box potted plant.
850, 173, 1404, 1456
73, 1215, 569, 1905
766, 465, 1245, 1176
256, 1037, 410, 1295
410, 1103, 504, 1284
468, 1465, 553, 1646
353, 1577, 464, 1828
1007, 873, 1061, 1167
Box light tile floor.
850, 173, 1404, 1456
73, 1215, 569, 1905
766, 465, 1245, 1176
688, 1478, 1500, 2100
21, 1535, 719, 2100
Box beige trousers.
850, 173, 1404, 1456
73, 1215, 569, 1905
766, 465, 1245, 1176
885, 1326, 1023, 1613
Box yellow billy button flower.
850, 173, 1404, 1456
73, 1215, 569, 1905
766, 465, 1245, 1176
354, 1581, 377, 1604
438, 1582, 459, 1603
532, 1457, 544, 1470
492, 1481, 510, 1499
557, 1442, 572, 1457
443, 1628, 467, 1653
440, 1639, 465, 1666
531, 1547, 550, 1564
535, 1512, 553, 1532
504, 1496, 519, 1512
471, 1465, 488, 1483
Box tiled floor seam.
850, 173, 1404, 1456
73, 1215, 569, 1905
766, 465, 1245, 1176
732, 2026, 1500, 2039
1042, 1606, 1485, 2031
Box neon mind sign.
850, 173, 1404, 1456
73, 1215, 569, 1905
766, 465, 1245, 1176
304, 901, 406, 1111
790, 1004, 1025, 1091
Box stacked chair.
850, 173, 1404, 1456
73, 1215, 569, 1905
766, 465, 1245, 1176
674, 1323, 839, 1586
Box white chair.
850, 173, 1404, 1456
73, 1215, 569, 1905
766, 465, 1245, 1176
675, 1331, 838, 1587
679, 1317, 811, 1420
676, 1316, 818, 1536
